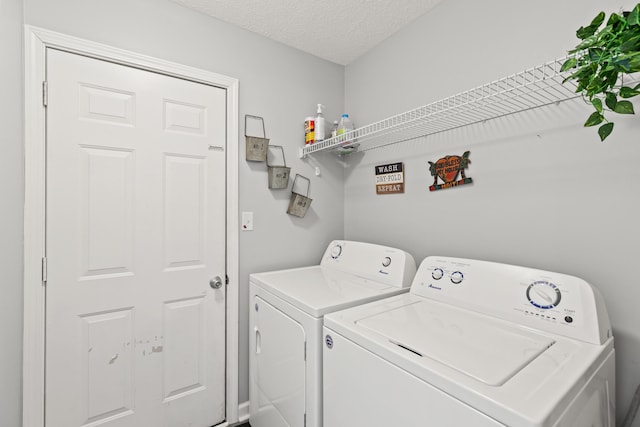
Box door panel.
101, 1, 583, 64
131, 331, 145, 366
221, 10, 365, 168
45, 48, 226, 427
81, 308, 135, 424
164, 154, 205, 269
80, 146, 135, 277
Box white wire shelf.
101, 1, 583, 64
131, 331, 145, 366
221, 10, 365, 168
299, 56, 593, 158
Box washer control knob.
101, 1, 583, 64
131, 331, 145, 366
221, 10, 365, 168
382, 256, 392, 267
526, 281, 561, 309
330, 244, 342, 259
432, 268, 444, 280
450, 271, 464, 284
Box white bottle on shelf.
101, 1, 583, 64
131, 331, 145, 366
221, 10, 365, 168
331, 120, 339, 138
337, 114, 354, 145
315, 104, 326, 141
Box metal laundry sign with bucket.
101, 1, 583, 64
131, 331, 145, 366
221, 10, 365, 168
287, 174, 312, 218
245, 114, 269, 162
267, 145, 290, 189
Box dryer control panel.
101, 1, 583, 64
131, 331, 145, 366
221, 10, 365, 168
411, 256, 612, 345
321, 240, 417, 288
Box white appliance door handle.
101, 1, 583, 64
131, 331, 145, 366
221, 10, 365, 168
255, 327, 261, 354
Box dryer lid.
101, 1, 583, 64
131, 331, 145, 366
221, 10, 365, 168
355, 299, 555, 386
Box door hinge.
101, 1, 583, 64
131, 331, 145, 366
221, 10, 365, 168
304, 413, 307, 427
225, 274, 229, 285
41, 257, 47, 284
42, 81, 48, 107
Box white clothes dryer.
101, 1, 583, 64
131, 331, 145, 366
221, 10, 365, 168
249, 240, 417, 427
323, 256, 615, 427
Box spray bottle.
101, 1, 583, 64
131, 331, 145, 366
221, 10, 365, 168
315, 104, 326, 141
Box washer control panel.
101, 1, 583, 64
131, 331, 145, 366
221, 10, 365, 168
321, 241, 417, 288
411, 256, 611, 345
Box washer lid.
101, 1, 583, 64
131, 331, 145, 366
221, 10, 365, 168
250, 266, 405, 317
356, 300, 555, 386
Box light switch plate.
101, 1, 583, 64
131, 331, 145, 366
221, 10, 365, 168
242, 212, 254, 231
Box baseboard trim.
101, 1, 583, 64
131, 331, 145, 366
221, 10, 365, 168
237, 400, 250, 423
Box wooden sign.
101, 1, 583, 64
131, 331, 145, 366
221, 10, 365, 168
428, 151, 472, 191
375, 162, 404, 194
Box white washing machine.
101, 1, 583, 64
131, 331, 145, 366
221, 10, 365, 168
249, 240, 416, 427
323, 256, 615, 427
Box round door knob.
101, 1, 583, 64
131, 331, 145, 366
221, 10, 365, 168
210, 276, 223, 289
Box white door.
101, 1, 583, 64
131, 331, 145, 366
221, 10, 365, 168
45, 48, 227, 427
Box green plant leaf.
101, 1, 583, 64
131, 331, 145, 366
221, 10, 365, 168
588, 48, 605, 62
620, 35, 640, 52
598, 122, 614, 141
627, 52, 640, 72
602, 70, 619, 88
614, 100, 635, 114
586, 76, 605, 95
575, 34, 599, 50
567, 64, 597, 83
591, 10, 606, 27
618, 28, 640, 45
597, 24, 616, 42
584, 111, 605, 127
591, 97, 603, 113
619, 86, 640, 98
628, 4, 640, 26
577, 25, 598, 40
561, 57, 578, 72
577, 13, 605, 40
607, 13, 623, 29
605, 92, 618, 109
616, 58, 632, 72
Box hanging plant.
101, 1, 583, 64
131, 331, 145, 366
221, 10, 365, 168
561, 4, 640, 141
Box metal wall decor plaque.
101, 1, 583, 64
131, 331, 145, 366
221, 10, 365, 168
428, 151, 472, 191
375, 162, 405, 195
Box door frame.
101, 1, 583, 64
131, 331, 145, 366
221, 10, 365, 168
22, 25, 240, 427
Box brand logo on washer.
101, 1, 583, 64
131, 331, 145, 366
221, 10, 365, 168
325, 335, 333, 349
428, 283, 442, 290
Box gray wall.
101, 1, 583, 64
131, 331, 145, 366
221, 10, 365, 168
0, 0, 24, 426
344, 0, 640, 424
17, 0, 345, 418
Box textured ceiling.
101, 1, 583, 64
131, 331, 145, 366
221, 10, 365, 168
171, 0, 445, 65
